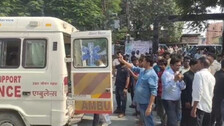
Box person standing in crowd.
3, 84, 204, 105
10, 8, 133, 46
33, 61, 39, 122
153, 56, 163, 74
118, 53, 158, 126
180, 56, 191, 74
207, 53, 221, 75
161, 54, 186, 126
181, 58, 198, 126
191, 57, 216, 126
112, 51, 121, 77
156, 59, 167, 126
211, 60, 224, 126
114, 55, 130, 118
194, 49, 202, 59
136, 50, 141, 59
131, 51, 137, 62
163, 52, 171, 67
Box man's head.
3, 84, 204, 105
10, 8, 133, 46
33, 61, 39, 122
189, 58, 198, 72
116, 51, 122, 58
120, 55, 127, 66
163, 51, 170, 60
158, 59, 167, 70
131, 51, 135, 56
142, 56, 153, 68
207, 53, 216, 64
131, 57, 139, 66
183, 56, 191, 69
197, 56, 211, 70
136, 50, 140, 54
170, 54, 182, 72
221, 59, 224, 69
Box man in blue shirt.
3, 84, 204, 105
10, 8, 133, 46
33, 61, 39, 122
118, 53, 158, 126
161, 54, 186, 126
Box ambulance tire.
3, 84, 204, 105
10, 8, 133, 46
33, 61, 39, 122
0, 112, 25, 126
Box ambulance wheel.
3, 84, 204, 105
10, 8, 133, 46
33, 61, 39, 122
0, 112, 25, 126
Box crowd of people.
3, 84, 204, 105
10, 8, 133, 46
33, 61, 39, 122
112, 49, 224, 126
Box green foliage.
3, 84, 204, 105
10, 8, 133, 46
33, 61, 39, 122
112, 27, 128, 44
0, 0, 122, 30
175, 0, 222, 15
129, 0, 182, 42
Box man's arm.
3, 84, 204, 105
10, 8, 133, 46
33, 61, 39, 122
191, 73, 202, 117
146, 75, 158, 116
124, 70, 130, 94
191, 101, 199, 118
162, 72, 177, 92
145, 95, 156, 116
128, 68, 139, 80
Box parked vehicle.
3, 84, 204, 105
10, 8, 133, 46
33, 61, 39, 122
186, 44, 222, 57
0, 17, 113, 126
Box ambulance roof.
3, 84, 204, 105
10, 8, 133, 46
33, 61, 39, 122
0, 17, 77, 34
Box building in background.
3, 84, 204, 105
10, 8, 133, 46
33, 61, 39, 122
206, 22, 223, 44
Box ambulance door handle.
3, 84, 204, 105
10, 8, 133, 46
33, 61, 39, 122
105, 88, 110, 92
22, 91, 31, 96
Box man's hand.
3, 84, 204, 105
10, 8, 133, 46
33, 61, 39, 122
174, 73, 184, 82
145, 106, 152, 116
191, 108, 197, 118
118, 53, 124, 63
123, 88, 128, 94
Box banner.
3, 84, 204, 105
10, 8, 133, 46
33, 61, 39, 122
125, 40, 152, 55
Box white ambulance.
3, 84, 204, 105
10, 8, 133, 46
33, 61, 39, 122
0, 17, 113, 126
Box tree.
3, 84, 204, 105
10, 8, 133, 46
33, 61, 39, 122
127, 0, 183, 42
175, 0, 224, 15
0, 0, 122, 30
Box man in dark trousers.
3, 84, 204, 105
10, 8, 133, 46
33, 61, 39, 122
181, 58, 198, 126
211, 59, 224, 126
191, 57, 215, 126
114, 55, 130, 118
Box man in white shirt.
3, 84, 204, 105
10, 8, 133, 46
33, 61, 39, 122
191, 57, 216, 126
207, 53, 221, 75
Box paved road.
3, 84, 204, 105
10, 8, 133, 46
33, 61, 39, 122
78, 92, 161, 126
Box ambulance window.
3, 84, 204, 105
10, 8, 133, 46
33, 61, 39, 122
73, 38, 108, 68
0, 39, 21, 68
23, 39, 47, 68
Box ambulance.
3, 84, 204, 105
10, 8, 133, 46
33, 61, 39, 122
0, 17, 113, 126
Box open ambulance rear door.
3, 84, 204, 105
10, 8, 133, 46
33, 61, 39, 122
71, 30, 113, 114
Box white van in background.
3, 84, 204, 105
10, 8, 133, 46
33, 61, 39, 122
0, 17, 113, 126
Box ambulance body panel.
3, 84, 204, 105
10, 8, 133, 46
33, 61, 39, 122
0, 17, 112, 126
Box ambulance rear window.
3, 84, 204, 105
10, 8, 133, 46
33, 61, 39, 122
0, 38, 21, 68
73, 38, 108, 68
22, 39, 47, 68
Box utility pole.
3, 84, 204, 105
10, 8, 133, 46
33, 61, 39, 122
126, 0, 130, 33
153, 21, 159, 54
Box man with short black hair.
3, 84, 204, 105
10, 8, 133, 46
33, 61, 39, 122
211, 59, 224, 126
114, 55, 130, 118
162, 54, 186, 126
180, 56, 191, 74
191, 57, 216, 126
181, 58, 198, 126
118, 54, 158, 126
